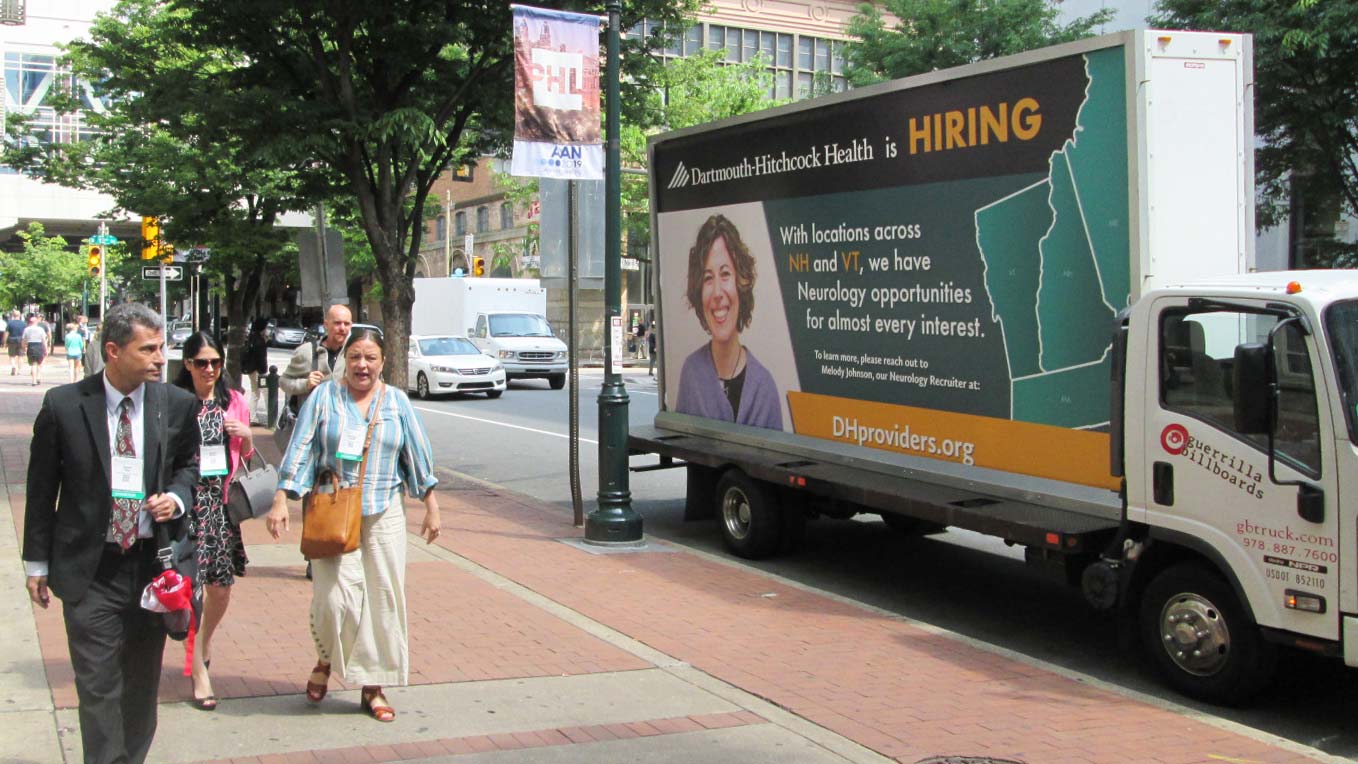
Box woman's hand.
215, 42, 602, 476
420, 494, 441, 544
265, 491, 290, 539
224, 417, 254, 451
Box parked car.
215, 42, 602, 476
407, 335, 505, 400
168, 320, 193, 348
303, 322, 325, 345
268, 318, 306, 348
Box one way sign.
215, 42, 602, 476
142, 265, 183, 281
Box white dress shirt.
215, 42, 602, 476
23, 375, 185, 578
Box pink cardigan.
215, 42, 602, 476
224, 389, 256, 485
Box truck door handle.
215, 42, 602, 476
1153, 461, 1174, 506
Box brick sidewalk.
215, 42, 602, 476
2, 364, 1335, 764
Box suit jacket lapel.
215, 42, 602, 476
80, 375, 112, 489
142, 383, 163, 495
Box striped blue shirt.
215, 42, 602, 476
277, 380, 438, 515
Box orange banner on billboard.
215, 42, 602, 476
786, 391, 1119, 490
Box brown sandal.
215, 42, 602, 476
361, 685, 395, 722
306, 661, 331, 702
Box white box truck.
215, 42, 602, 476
412, 277, 569, 388
632, 30, 1358, 704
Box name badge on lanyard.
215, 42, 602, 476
337, 425, 367, 461
111, 456, 146, 500
200, 444, 229, 477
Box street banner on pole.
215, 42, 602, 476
510, 5, 603, 180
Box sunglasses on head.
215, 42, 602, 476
189, 358, 224, 370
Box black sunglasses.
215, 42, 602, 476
189, 358, 224, 370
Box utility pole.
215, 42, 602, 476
585, 0, 643, 545
445, 188, 453, 276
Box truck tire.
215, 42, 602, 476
1139, 562, 1275, 705
716, 470, 781, 559
416, 372, 434, 400
549, 374, 566, 390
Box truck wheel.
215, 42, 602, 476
549, 374, 566, 390
1139, 562, 1275, 705
716, 470, 781, 559
416, 372, 433, 400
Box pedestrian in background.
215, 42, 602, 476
22, 303, 200, 764
22, 314, 49, 386
647, 323, 657, 377
64, 322, 85, 382
280, 304, 352, 415
4, 309, 24, 376
172, 332, 254, 711
242, 318, 271, 424
266, 326, 440, 723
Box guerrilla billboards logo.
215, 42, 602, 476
670, 138, 875, 190
1160, 424, 1265, 501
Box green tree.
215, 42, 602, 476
844, 0, 1113, 85
1151, 0, 1358, 267
0, 223, 91, 314
6, 0, 315, 381
149, 0, 696, 388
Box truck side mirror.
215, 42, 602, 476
1297, 482, 1325, 523
1232, 343, 1271, 434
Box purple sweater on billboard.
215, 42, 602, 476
675, 345, 783, 430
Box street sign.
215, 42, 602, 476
90, 234, 118, 245
142, 265, 182, 281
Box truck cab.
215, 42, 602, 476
468, 312, 568, 389
1112, 271, 1358, 701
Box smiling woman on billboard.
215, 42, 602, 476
674, 214, 783, 429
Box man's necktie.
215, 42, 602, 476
110, 396, 138, 549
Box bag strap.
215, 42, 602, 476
310, 338, 321, 373
353, 382, 386, 489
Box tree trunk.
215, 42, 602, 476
378, 259, 414, 390
224, 260, 263, 390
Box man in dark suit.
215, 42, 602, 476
23, 303, 200, 764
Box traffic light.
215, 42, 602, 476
472, 256, 486, 277
141, 215, 161, 260
87, 246, 102, 277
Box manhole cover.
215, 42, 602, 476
915, 758, 1027, 764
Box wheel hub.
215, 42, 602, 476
722, 488, 752, 541
1159, 593, 1230, 676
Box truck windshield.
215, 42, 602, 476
1325, 300, 1358, 443
489, 314, 553, 337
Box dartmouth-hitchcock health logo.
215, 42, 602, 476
667, 161, 690, 190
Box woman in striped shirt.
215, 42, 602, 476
266, 327, 441, 723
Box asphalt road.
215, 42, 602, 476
282, 360, 1358, 759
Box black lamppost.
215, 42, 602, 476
585, 0, 643, 545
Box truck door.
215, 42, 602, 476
1145, 299, 1340, 640
470, 314, 488, 353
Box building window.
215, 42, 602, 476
436, 215, 446, 240
454, 211, 466, 237
635, 21, 847, 101
500, 202, 513, 229
476, 206, 489, 233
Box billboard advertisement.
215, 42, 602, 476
653, 47, 1128, 489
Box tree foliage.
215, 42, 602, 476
2, 0, 314, 380
1151, 0, 1358, 266
844, 0, 1114, 85
141, 0, 697, 388
0, 223, 91, 312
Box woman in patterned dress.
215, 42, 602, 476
174, 332, 254, 710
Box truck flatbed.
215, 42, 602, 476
630, 425, 1120, 553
